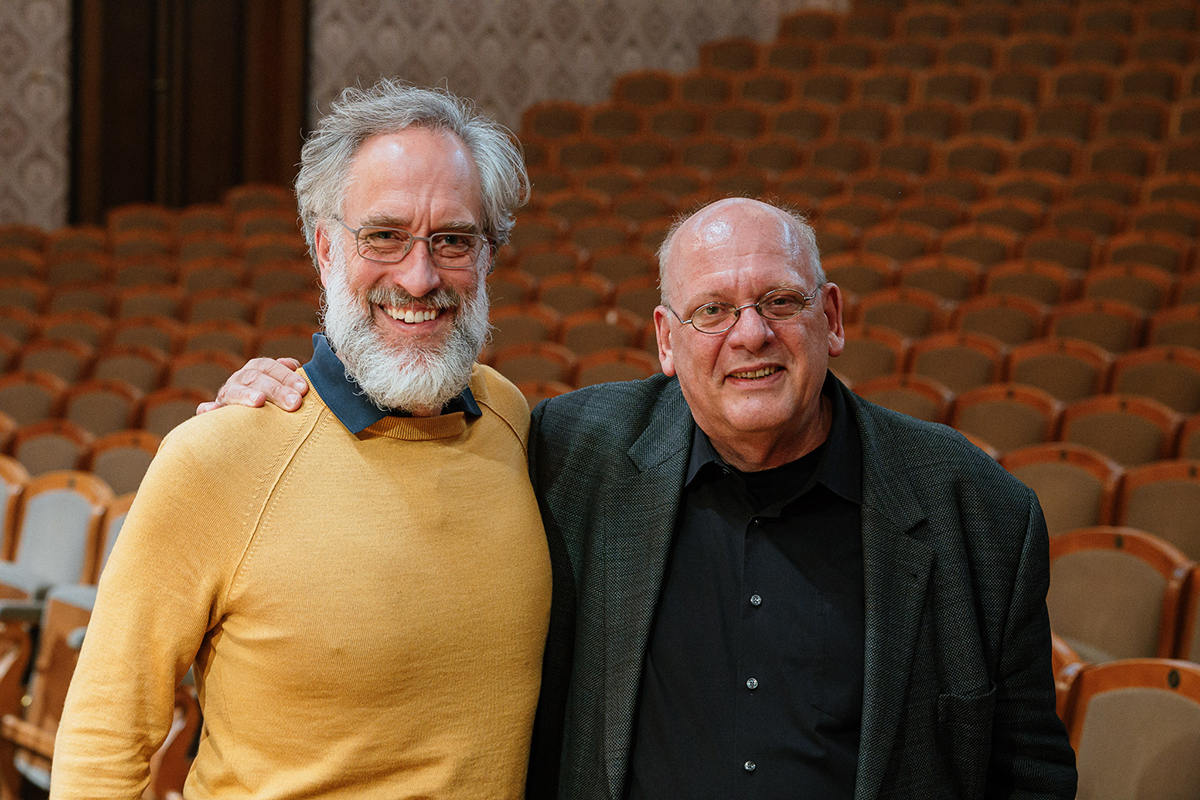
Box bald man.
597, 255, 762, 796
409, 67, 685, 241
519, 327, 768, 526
208, 198, 1076, 800
525, 198, 1075, 799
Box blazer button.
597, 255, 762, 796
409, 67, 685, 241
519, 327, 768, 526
746, 677, 759, 690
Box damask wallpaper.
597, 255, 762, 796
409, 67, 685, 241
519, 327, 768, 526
311, 0, 848, 131
0, 0, 70, 230
0, 0, 844, 229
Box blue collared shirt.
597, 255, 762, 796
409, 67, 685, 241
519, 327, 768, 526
303, 333, 481, 434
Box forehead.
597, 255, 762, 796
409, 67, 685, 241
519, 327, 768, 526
342, 127, 483, 223
666, 203, 810, 302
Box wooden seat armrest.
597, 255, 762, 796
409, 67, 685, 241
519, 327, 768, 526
0, 715, 53, 758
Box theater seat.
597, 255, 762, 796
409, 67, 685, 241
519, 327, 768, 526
1118, 459, 1200, 561
1048, 527, 1189, 664
0, 471, 111, 602
1000, 443, 1121, 537
1064, 659, 1200, 800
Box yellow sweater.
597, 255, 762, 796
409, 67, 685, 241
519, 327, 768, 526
52, 364, 550, 799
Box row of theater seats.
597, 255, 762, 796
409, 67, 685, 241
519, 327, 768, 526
503, 0, 1200, 443
0, 186, 327, 497
855, 372, 1200, 460
0, 462, 196, 796
486, 258, 1200, 351
506, 199, 1200, 274
773, 2, 1197, 45
793, 6, 1200, 792
1048, 517, 1200, 794
0, 315, 317, 388
1002, 440, 1197, 555
522, 111, 1200, 178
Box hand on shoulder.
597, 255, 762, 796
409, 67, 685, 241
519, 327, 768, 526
196, 357, 308, 415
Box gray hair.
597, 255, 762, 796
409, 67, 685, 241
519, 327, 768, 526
296, 79, 529, 264
656, 200, 826, 305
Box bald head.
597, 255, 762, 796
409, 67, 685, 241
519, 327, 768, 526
657, 198, 824, 307
649, 197, 845, 471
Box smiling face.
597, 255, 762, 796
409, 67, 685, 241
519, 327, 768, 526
654, 198, 845, 470
315, 127, 491, 414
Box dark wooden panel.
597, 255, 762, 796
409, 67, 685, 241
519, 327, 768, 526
70, 0, 307, 223
243, 1, 308, 187
180, 0, 244, 205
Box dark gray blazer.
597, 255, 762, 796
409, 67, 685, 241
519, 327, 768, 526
525, 373, 1076, 800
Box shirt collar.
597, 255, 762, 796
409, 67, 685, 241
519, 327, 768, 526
303, 333, 481, 434
684, 370, 861, 504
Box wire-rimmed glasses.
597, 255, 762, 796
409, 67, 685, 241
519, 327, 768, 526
337, 219, 487, 269
665, 286, 823, 334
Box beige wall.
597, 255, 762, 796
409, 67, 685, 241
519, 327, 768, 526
0, 0, 847, 229
0, 0, 71, 230
311, 0, 848, 131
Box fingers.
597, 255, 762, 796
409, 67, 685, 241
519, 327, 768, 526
211, 357, 308, 412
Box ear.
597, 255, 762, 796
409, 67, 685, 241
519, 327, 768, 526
823, 282, 846, 358
314, 223, 335, 289
481, 240, 497, 275
653, 305, 676, 377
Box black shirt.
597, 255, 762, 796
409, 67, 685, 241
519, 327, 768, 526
304, 333, 480, 431
627, 373, 865, 799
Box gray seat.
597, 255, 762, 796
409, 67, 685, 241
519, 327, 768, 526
1067, 660, 1200, 800
1048, 527, 1188, 665
0, 471, 112, 599
1118, 460, 1200, 562
1001, 443, 1121, 537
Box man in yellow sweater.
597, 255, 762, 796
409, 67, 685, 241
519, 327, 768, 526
51, 81, 551, 799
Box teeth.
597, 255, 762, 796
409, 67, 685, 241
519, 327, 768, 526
732, 366, 778, 379
385, 306, 440, 323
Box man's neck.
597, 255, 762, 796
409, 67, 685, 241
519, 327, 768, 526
705, 395, 833, 473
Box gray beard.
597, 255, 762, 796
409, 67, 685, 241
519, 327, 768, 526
320, 245, 490, 413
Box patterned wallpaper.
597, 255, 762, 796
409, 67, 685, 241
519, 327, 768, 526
0, 0, 70, 231
0, 0, 846, 230
309, 0, 849, 131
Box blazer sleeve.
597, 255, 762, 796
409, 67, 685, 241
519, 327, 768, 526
525, 399, 573, 800
986, 490, 1077, 799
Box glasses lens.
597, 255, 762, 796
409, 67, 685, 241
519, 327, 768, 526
358, 226, 412, 261
430, 232, 479, 268
691, 302, 735, 332
758, 290, 808, 320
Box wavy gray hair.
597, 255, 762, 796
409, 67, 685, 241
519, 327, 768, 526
296, 79, 529, 265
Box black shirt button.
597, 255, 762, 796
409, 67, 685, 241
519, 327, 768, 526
744, 760, 756, 772
746, 677, 759, 690
749, 593, 762, 606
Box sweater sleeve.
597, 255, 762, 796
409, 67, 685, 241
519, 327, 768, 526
50, 409, 272, 798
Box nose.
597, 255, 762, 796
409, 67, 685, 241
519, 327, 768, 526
725, 303, 773, 350
389, 241, 442, 299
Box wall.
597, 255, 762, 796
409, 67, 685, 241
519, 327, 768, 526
309, 0, 848, 131
0, 0, 71, 230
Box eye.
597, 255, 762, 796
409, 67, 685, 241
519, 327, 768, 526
767, 295, 800, 309
362, 227, 408, 245
696, 303, 725, 318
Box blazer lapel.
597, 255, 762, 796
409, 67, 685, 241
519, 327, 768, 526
850, 394, 935, 800
599, 385, 692, 799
